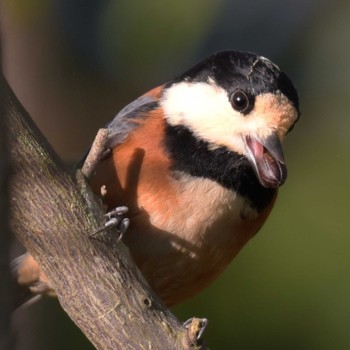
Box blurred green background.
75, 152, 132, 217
2, 0, 350, 349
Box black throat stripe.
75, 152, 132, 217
164, 123, 276, 212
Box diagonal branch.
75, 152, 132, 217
2, 73, 208, 350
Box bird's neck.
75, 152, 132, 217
164, 123, 277, 212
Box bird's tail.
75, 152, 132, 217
12, 253, 55, 308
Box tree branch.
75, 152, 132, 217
2, 73, 208, 350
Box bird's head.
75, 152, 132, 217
161, 51, 300, 189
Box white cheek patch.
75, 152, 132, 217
161, 81, 247, 154
161, 81, 298, 155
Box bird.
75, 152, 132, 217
15, 50, 300, 307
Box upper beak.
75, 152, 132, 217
263, 133, 285, 164
244, 133, 287, 188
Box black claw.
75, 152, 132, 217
117, 218, 130, 241
196, 318, 208, 340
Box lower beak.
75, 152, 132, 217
244, 133, 287, 188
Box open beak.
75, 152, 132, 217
244, 133, 287, 188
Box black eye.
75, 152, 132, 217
230, 90, 250, 113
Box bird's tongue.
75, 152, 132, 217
248, 137, 264, 159
246, 136, 287, 188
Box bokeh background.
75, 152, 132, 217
1, 0, 350, 349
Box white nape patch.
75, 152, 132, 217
161, 81, 298, 155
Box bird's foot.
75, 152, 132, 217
90, 206, 130, 241
183, 317, 208, 343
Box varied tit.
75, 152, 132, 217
16, 50, 300, 307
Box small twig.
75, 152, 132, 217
81, 128, 109, 178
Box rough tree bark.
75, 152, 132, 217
2, 73, 208, 350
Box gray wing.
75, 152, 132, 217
106, 94, 159, 148
76, 94, 159, 168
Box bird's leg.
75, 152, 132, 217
81, 128, 110, 179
